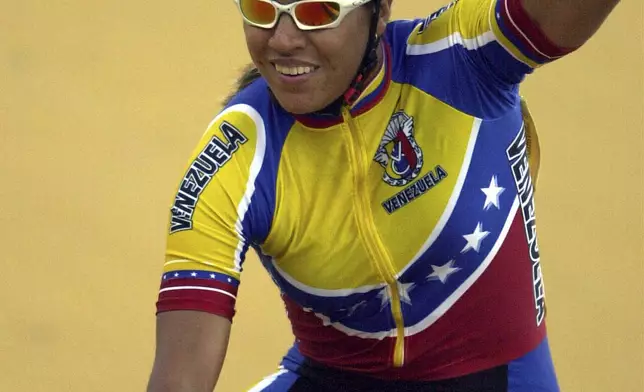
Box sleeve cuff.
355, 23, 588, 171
498, 0, 577, 65
155, 274, 239, 321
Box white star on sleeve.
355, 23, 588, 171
481, 175, 505, 210
190, 272, 197, 277
461, 222, 490, 253
209, 273, 216, 279
427, 260, 461, 283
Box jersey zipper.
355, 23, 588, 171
340, 107, 406, 368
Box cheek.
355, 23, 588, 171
318, 20, 370, 72
318, 37, 364, 74
243, 26, 268, 63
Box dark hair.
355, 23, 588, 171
222, 64, 262, 107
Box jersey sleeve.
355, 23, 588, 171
156, 106, 260, 321
403, 0, 575, 117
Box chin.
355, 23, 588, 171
274, 94, 327, 115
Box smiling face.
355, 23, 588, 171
242, 1, 383, 114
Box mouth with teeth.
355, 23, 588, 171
273, 63, 319, 78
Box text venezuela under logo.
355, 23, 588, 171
374, 111, 448, 214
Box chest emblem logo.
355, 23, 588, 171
374, 111, 424, 186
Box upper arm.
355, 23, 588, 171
158, 105, 263, 321
520, 0, 620, 49
398, 0, 575, 118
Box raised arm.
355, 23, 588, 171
521, 0, 621, 49
396, 0, 622, 119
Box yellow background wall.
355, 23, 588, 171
1, 1, 642, 391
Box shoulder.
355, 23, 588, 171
221, 77, 272, 127
383, 0, 464, 56
219, 77, 296, 141
383, 18, 422, 74
173, 81, 276, 214
383, 1, 490, 71
383, 10, 470, 83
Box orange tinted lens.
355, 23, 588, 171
294, 2, 340, 26
239, 0, 276, 25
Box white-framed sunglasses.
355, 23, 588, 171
233, 0, 373, 31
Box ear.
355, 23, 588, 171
376, 0, 393, 36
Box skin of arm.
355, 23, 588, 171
146, 311, 232, 392
520, 0, 621, 49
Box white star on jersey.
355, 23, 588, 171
344, 300, 368, 317
398, 282, 415, 305
461, 222, 490, 253
427, 260, 461, 283
378, 282, 415, 310
481, 175, 505, 210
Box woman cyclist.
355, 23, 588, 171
146, 0, 620, 390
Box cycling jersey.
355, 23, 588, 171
156, 0, 570, 388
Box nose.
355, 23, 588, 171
268, 14, 306, 53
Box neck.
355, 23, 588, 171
350, 40, 385, 103
341, 39, 385, 109
356, 41, 385, 101
305, 41, 386, 119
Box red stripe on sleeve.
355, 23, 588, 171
156, 294, 236, 320
505, 0, 576, 59
156, 278, 238, 320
